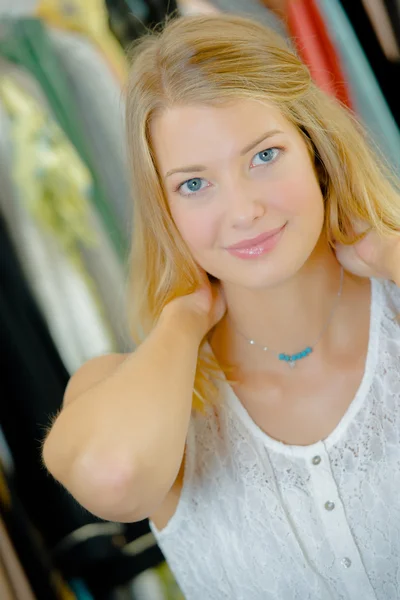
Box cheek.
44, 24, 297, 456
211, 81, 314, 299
269, 170, 324, 220
171, 204, 220, 254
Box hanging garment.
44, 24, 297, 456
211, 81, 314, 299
0, 2, 37, 16
106, 0, 178, 48
146, 0, 180, 22
0, 17, 126, 258
259, 0, 288, 20
0, 90, 98, 372
200, 0, 288, 37
48, 28, 133, 242
384, 0, 400, 48
337, 0, 400, 130
361, 0, 400, 61
0, 194, 162, 596
0, 557, 15, 600
130, 562, 184, 600
52, 521, 165, 599
0, 58, 132, 353
0, 217, 149, 597
35, 0, 129, 85
0, 461, 75, 600
316, 0, 400, 175
106, 0, 150, 45
0, 213, 100, 549
177, 0, 220, 16
0, 78, 117, 370
0, 202, 165, 595
0, 514, 36, 600
286, 0, 353, 107
0, 428, 13, 475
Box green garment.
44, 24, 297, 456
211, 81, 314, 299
0, 17, 127, 259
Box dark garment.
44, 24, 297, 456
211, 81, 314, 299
106, 0, 178, 47
0, 462, 71, 600
0, 215, 163, 594
338, 0, 400, 128
384, 0, 400, 46
0, 214, 97, 549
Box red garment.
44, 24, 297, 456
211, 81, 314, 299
287, 0, 353, 108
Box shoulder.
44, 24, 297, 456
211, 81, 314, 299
64, 353, 129, 407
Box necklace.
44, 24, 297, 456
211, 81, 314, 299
235, 266, 344, 369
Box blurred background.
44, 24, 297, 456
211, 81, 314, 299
0, 1, 399, 599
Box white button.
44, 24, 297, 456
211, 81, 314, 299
324, 501, 335, 511
312, 455, 321, 465
341, 557, 352, 569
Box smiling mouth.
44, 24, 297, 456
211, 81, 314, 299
226, 223, 286, 258
227, 224, 286, 250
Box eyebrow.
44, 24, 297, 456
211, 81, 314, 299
164, 129, 284, 178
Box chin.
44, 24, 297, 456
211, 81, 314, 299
221, 259, 306, 290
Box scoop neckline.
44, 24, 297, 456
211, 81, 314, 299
224, 278, 382, 458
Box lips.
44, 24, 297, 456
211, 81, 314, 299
227, 225, 286, 250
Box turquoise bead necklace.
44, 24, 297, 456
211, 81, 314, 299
238, 266, 344, 369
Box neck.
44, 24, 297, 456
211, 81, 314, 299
215, 241, 345, 362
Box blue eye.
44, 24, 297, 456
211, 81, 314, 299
179, 177, 209, 196
252, 148, 280, 167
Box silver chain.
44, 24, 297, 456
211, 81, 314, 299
235, 266, 344, 366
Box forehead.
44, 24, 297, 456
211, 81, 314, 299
149, 99, 296, 172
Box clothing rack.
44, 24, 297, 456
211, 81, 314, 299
0, 1, 399, 599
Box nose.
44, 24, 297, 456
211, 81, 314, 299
225, 177, 266, 229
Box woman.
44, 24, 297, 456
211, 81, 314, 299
43, 15, 400, 600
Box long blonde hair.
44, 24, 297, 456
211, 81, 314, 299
125, 14, 400, 410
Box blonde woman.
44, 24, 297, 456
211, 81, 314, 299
43, 15, 400, 600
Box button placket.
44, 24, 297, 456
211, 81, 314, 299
310, 451, 337, 514
306, 443, 376, 598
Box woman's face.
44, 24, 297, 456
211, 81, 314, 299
150, 99, 325, 289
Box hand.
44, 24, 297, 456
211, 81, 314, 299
334, 226, 400, 286
161, 276, 227, 338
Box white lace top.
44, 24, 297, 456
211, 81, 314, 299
150, 279, 400, 600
